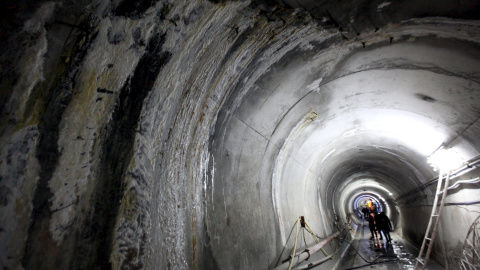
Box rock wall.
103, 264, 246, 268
0, 0, 323, 269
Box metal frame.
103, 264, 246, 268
414, 169, 452, 270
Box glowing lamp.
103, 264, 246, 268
427, 146, 464, 172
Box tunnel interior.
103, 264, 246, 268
0, 0, 480, 269
209, 27, 480, 268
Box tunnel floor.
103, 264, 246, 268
332, 222, 445, 270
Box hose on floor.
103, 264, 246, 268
304, 221, 330, 257
340, 238, 399, 270
274, 217, 351, 269
342, 238, 397, 264
342, 258, 399, 270
293, 225, 352, 269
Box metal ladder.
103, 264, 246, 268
414, 169, 452, 270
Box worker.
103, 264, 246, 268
368, 212, 378, 239
376, 212, 393, 242
367, 199, 377, 212
361, 206, 369, 219
369, 202, 377, 213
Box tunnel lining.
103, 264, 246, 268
1, 1, 480, 269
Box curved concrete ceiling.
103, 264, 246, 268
209, 6, 480, 268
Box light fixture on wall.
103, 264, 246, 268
427, 145, 464, 172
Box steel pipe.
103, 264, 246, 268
296, 255, 334, 270
272, 231, 341, 270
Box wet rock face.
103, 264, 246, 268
76, 32, 172, 269
0, 0, 259, 268
0, 0, 177, 268
0, 0, 480, 269
114, 0, 162, 19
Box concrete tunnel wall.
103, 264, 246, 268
0, 0, 480, 269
